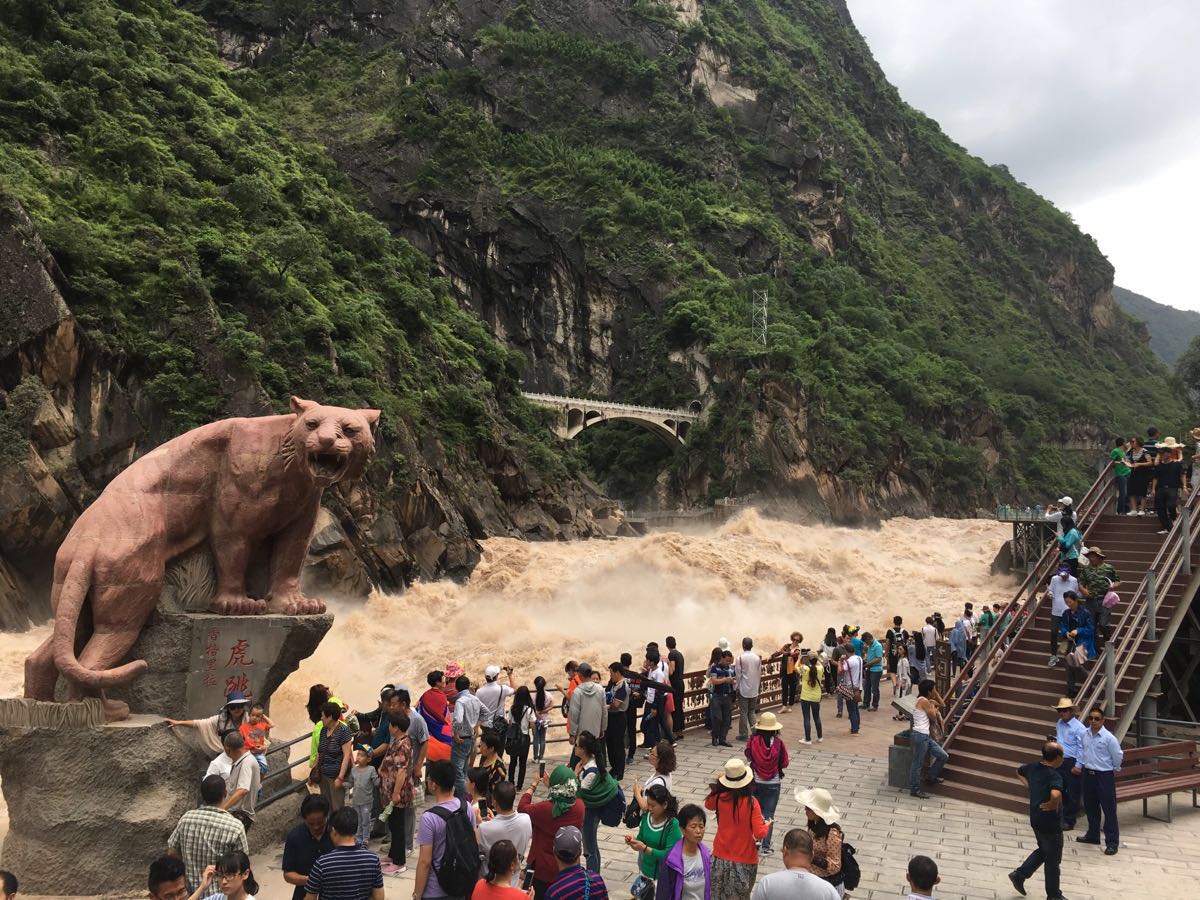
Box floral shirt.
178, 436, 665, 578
379, 733, 414, 807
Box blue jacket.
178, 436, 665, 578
949, 622, 969, 660
1060, 607, 1096, 658
655, 840, 710, 900
1058, 529, 1083, 561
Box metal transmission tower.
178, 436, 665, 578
751, 288, 768, 346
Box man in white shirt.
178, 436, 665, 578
750, 829, 838, 900
205, 730, 261, 831
734, 637, 762, 741
905, 854, 939, 899
1045, 567, 1080, 667
475, 664, 515, 729
478, 782, 532, 886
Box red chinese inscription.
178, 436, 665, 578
226, 639, 255, 668
224, 673, 250, 696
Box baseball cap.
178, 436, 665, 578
1057, 566, 1071, 576
225, 691, 249, 706
1057, 496, 1073, 506
484, 665, 501, 679
554, 826, 583, 858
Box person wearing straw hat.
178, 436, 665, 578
1052, 698, 1086, 830
794, 788, 847, 897
745, 711, 789, 855
704, 760, 770, 900
1153, 436, 1188, 533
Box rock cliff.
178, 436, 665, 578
0, 197, 625, 629
180, 0, 1186, 517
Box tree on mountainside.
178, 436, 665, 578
1174, 335, 1200, 408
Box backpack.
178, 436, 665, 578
839, 841, 861, 891
428, 801, 479, 897
600, 784, 627, 827
503, 716, 522, 755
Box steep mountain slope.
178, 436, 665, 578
186, 0, 1187, 514
0, 0, 623, 623
1113, 285, 1200, 367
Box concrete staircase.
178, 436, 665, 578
938, 513, 1176, 813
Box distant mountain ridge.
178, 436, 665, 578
1113, 286, 1200, 367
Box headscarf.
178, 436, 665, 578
547, 764, 579, 817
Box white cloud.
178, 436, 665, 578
846, 0, 1200, 311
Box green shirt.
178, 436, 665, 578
1080, 562, 1118, 600
636, 813, 682, 877
1111, 447, 1132, 477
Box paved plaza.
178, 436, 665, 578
243, 699, 1199, 900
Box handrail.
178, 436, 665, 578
1074, 480, 1200, 729
942, 461, 1115, 748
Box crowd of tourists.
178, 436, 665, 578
136, 619, 998, 900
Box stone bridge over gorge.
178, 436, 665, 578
522, 392, 701, 444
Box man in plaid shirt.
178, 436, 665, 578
166, 774, 248, 895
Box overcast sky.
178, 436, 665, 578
846, 0, 1200, 312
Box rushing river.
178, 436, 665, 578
0, 510, 1012, 735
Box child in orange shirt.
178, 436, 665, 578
240, 702, 273, 775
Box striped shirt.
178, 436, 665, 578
304, 844, 384, 899
545, 865, 609, 900
166, 806, 248, 895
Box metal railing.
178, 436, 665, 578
941, 461, 1116, 749
255, 663, 787, 810
1074, 481, 1200, 735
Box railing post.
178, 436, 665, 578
1146, 570, 1157, 641
1104, 646, 1116, 719
1183, 507, 1192, 577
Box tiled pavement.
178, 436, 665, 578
250, 698, 1200, 899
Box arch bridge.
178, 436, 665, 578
522, 392, 701, 444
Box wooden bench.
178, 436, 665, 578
1114, 740, 1200, 822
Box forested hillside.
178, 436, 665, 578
1113, 286, 1200, 367
1, 0, 1190, 596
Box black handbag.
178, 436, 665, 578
623, 794, 642, 828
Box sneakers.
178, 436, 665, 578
1103, 847, 1118, 855
800, 739, 812, 745
835, 711, 843, 718
382, 863, 408, 876
719, 741, 733, 747
817, 736, 824, 743
1138, 510, 1145, 516
910, 790, 931, 799
1158, 529, 1170, 534
1048, 655, 1059, 667
1008, 871, 1027, 896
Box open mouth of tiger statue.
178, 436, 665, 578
306, 450, 349, 483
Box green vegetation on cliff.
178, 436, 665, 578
3, 0, 1189, 514
0, 0, 562, 480
204, 0, 1186, 507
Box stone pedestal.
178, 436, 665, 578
106, 612, 333, 718
0, 717, 210, 895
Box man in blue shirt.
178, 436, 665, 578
862, 632, 885, 711
1078, 707, 1123, 855
546, 825, 608, 900
1052, 698, 1087, 830
1010, 742, 1065, 900
1059, 594, 1095, 696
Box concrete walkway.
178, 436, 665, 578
242, 696, 1198, 900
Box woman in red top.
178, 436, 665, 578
704, 759, 769, 900
517, 764, 585, 900
475, 840, 533, 900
